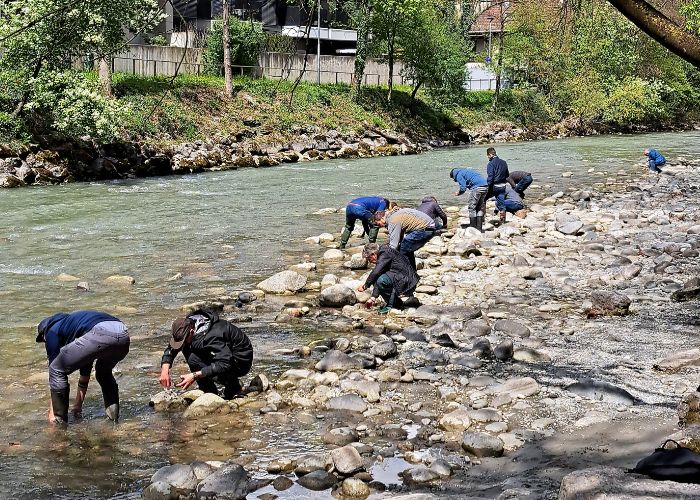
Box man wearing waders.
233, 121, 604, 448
37, 310, 130, 425
450, 168, 488, 231
339, 196, 394, 249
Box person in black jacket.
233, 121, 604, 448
159, 309, 253, 399
416, 196, 448, 230
356, 243, 419, 314
486, 147, 510, 199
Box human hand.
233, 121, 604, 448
176, 373, 196, 390
454, 191, 460, 196
159, 366, 171, 388
365, 298, 376, 309
356, 284, 366, 292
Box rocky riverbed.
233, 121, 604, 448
143, 158, 700, 499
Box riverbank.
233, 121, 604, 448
142, 157, 700, 498
1, 75, 699, 189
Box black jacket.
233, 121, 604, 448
416, 197, 448, 227
486, 156, 510, 196
161, 309, 253, 378
507, 170, 531, 187
364, 245, 419, 297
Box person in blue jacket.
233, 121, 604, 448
339, 196, 395, 248
36, 310, 130, 425
450, 168, 488, 231
644, 148, 666, 173
486, 147, 510, 199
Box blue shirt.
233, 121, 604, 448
38, 310, 121, 363
487, 156, 510, 187
452, 169, 487, 195
348, 196, 387, 212
648, 149, 666, 165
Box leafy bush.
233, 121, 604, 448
496, 87, 556, 125
603, 77, 665, 125
203, 18, 265, 75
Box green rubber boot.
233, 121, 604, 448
475, 216, 484, 232
339, 227, 352, 248
51, 388, 70, 425
367, 225, 380, 243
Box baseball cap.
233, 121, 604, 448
170, 317, 192, 349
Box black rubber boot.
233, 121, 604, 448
469, 217, 478, 229
50, 388, 70, 425
339, 227, 352, 248
367, 226, 380, 243
475, 216, 484, 232
105, 403, 120, 423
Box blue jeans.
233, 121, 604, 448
648, 159, 664, 173
345, 204, 374, 237
400, 228, 435, 270
376, 274, 400, 309
513, 175, 532, 196
495, 196, 524, 214
491, 184, 507, 199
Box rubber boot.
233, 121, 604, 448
339, 227, 352, 249
499, 211, 506, 223
469, 217, 478, 229
105, 403, 120, 423
50, 388, 70, 425
475, 216, 484, 232
367, 225, 380, 243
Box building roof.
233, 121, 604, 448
470, 3, 510, 34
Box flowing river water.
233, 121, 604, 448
1, 131, 699, 498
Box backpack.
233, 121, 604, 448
630, 439, 700, 484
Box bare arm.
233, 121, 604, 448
73, 375, 89, 416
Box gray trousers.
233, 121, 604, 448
48, 321, 130, 408
467, 186, 488, 217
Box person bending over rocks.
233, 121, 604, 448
36, 310, 130, 425
495, 185, 527, 223
486, 147, 510, 200
416, 195, 448, 230
160, 309, 253, 400
339, 196, 396, 249
373, 207, 435, 271
357, 243, 419, 314
506, 170, 533, 197
450, 168, 488, 231
644, 148, 666, 173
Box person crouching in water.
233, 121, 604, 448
495, 185, 527, 223
339, 196, 395, 249
644, 148, 666, 173
356, 243, 419, 314
416, 196, 448, 230
36, 310, 130, 425
159, 309, 253, 399
450, 168, 488, 231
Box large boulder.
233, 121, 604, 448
183, 393, 231, 419
150, 464, 198, 494
493, 319, 531, 338
257, 271, 307, 294
370, 340, 398, 359
149, 391, 188, 412
586, 291, 631, 318
671, 277, 700, 302
461, 431, 504, 457
319, 284, 357, 308
558, 466, 700, 499
196, 464, 249, 499
330, 445, 364, 475
566, 379, 636, 406
326, 395, 368, 413
439, 407, 472, 432
555, 214, 583, 235
315, 350, 364, 372
296, 470, 337, 491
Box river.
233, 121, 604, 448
0, 130, 698, 498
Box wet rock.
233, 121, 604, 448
493, 319, 531, 338
323, 249, 345, 262
330, 445, 364, 474
461, 431, 504, 457
434, 333, 458, 348
151, 464, 198, 493
341, 477, 370, 497
402, 327, 427, 342
142, 481, 173, 500
439, 407, 472, 432
471, 338, 492, 358
654, 348, 700, 373
323, 427, 359, 446
237, 291, 256, 304
326, 395, 368, 413
346, 254, 368, 270
677, 390, 700, 427
451, 354, 482, 369
586, 291, 631, 317
556, 214, 583, 235
316, 350, 364, 372
104, 275, 135, 286
403, 465, 440, 484
558, 466, 700, 499
149, 391, 188, 412
319, 284, 357, 308
290, 262, 316, 273
197, 464, 249, 499
272, 476, 293, 491
566, 379, 636, 405
247, 373, 270, 393
430, 459, 452, 478
190, 461, 218, 481
0, 173, 25, 188
370, 340, 398, 359
183, 393, 231, 418
671, 277, 700, 302
494, 339, 514, 361
57, 273, 79, 282
257, 271, 307, 294
296, 469, 337, 490
76, 281, 90, 292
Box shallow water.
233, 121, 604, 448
0, 130, 699, 498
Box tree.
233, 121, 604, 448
345, 0, 373, 100
223, 0, 233, 97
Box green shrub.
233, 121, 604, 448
203, 18, 265, 76
496, 87, 556, 125
602, 77, 663, 125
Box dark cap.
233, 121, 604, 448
449, 169, 455, 179
170, 317, 193, 349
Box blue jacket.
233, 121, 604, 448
348, 196, 388, 213
37, 310, 121, 363
451, 169, 487, 195
487, 156, 510, 188
648, 149, 666, 165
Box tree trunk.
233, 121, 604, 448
223, 0, 233, 97
491, 3, 505, 111
607, 0, 700, 68
12, 59, 43, 119
352, 0, 371, 101
387, 29, 395, 103
410, 81, 422, 116
98, 57, 112, 97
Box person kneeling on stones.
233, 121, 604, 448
373, 207, 436, 271
506, 170, 533, 198
356, 243, 419, 314
416, 195, 448, 230
36, 310, 130, 425
159, 309, 253, 400
644, 148, 666, 173
339, 196, 396, 249
450, 168, 488, 231
495, 185, 527, 223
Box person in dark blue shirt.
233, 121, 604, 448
339, 196, 395, 248
644, 148, 666, 173
36, 310, 130, 425
450, 168, 488, 231
486, 147, 510, 199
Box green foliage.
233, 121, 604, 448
147, 34, 168, 47
496, 87, 557, 125
203, 17, 265, 75
681, 0, 700, 34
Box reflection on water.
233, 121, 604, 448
1, 131, 699, 498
